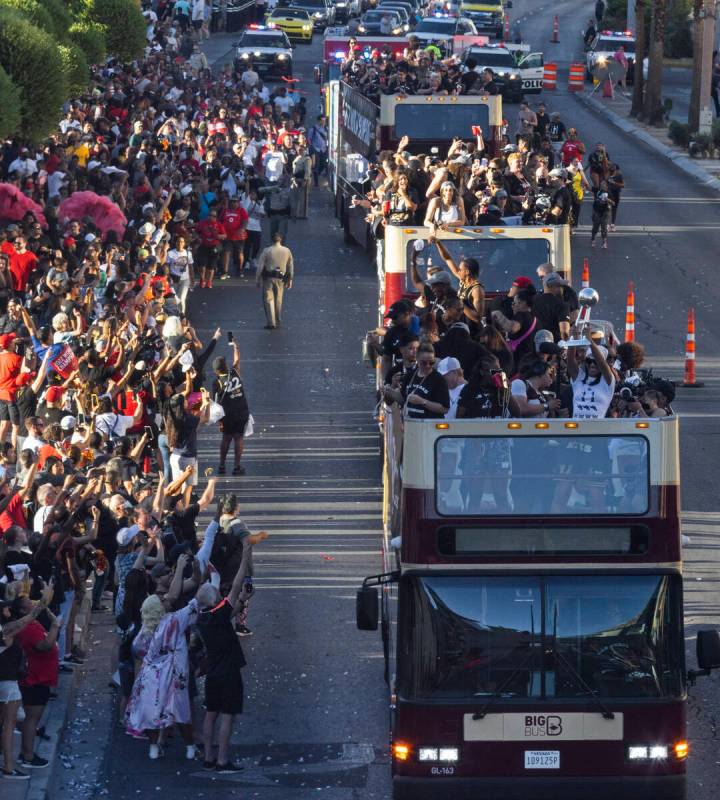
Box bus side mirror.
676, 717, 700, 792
356, 585, 379, 630
697, 629, 720, 671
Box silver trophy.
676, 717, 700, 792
566, 287, 599, 348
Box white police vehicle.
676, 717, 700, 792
464, 42, 544, 100
586, 29, 635, 83
235, 25, 294, 80
412, 13, 478, 45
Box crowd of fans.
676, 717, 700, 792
0, 1, 327, 780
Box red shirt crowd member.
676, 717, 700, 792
195, 209, 227, 289
219, 198, 249, 280
8, 236, 38, 293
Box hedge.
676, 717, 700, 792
0, 9, 68, 141
85, 0, 146, 63
58, 42, 90, 96
0, 0, 56, 37
0, 64, 21, 140
68, 20, 107, 65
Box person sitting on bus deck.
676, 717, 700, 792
457, 355, 511, 419
459, 58, 480, 94
510, 360, 561, 418
491, 287, 537, 370
614, 340, 645, 380
436, 357, 467, 419
650, 379, 675, 415
431, 239, 484, 334
395, 343, 449, 420
434, 316, 486, 378
385, 63, 418, 95
470, 199, 504, 226
380, 300, 417, 381
469, 68, 500, 96
567, 341, 616, 419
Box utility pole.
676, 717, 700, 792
697, 0, 717, 134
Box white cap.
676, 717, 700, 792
437, 356, 461, 375
84, 233, 96, 243
116, 525, 139, 547
60, 415, 77, 430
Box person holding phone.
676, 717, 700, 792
212, 336, 250, 476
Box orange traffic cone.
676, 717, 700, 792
624, 282, 635, 342
504, 15, 510, 41
581, 257, 590, 289
602, 77, 614, 98
550, 15, 559, 43
682, 308, 704, 387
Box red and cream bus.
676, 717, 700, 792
357, 409, 720, 799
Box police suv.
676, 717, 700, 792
586, 29, 636, 83
235, 25, 294, 80
463, 43, 544, 101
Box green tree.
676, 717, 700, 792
68, 20, 107, 65
0, 64, 21, 139
0, 9, 68, 140
85, 0, 146, 62
58, 42, 90, 95
0, 0, 56, 36
41, 0, 73, 40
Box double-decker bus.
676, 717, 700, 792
356, 408, 720, 799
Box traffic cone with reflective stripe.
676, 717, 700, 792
550, 15, 559, 43
504, 15, 510, 41
682, 308, 704, 387
624, 282, 635, 342
581, 257, 590, 289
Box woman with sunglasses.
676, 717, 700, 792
399, 343, 449, 420
567, 340, 616, 419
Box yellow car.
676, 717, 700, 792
265, 8, 314, 42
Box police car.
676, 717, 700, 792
235, 25, 294, 80
463, 43, 544, 101
412, 13, 478, 45
586, 29, 635, 83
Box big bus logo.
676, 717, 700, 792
524, 715, 563, 737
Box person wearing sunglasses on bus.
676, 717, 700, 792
394, 343, 449, 420
567, 340, 616, 419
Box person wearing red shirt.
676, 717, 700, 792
195, 209, 226, 289
14, 597, 60, 771
7, 237, 38, 294
219, 197, 249, 280
560, 129, 586, 167
0, 462, 35, 533
0, 332, 23, 443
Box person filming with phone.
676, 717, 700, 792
212, 335, 251, 476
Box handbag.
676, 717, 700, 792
243, 414, 254, 438
208, 400, 225, 425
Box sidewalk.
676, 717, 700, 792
574, 90, 720, 194
4, 594, 93, 800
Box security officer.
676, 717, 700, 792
255, 232, 294, 330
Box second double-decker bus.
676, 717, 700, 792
356, 408, 720, 799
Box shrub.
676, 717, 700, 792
0, 9, 68, 141
0, 0, 56, 36
41, 0, 73, 40
0, 64, 21, 139
58, 42, 90, 96
667, 120, 690, 148
68, 20, 107, 65
85, 0, 146, 62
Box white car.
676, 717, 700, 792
586, 30, 636, 84
235, 26, 294, 80
412, 14, 478, 44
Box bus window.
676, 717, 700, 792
394, 104, 490, 142
409, 238, 551, 295
435, 435, 650, 516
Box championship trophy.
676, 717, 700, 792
565, 287, 599, 348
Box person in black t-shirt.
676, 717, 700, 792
212, 340, 250, 476
532, 272, 571, 342
491, 288, 537, 370
547, 168, 572, 224
381, 300, 415, 381
457, 355, 509, 419
398, 344, 450, 419
196, 521, 253, 773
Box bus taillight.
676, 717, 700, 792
393, 742, 411, 761
674, 741, 689, 760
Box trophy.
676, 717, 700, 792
565, 287, 599, 348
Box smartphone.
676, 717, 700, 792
243, 576, 254, 595
144, 425, 154, 442
227, 331, 234, 343
78, 413, 86, 425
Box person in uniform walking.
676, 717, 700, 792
255, 232, 294, 330
212, 339, 250, 476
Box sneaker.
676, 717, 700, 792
19, 755, 49, 769
217, 464, 226, 475
186, 745, 197, 761
215, 762, 245, 774
62, 654, 84, 665
610, 223, 616, 232
2, 769, 30, 780
219, 273, 230, 281
232, 465, 246, 476
590, 239, 595, 248
199, 279, 206, 289
59, 664, 74, 674
602, 241, 608, 249
207, 278, 213, 288
202, 760, 217, 771
236, 624, 253, 637
148, 744, 163, 760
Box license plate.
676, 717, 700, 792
524, 750, 560, 769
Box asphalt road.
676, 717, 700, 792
51, 15, 720, 800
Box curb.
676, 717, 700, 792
22, 591, 93, 800
574, 93, 720, 194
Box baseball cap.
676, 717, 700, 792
534, 329, 554, 348
46, 386, 65, 403
549, 167, 567, 179
512, 276, 534, 289
539, 341, 563, 356
385, 300, 413, 319
0, 333, 16, 350
437, 356, 461, 375
427, 271, 452, 286
60, 415, 77, 430
543, 271, 569, 288
116, 525, 139, 547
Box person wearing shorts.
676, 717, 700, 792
212, 341, 250, 476
14, 601, 61, 771
195, 209, 226, 289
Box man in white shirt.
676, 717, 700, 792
273, 87, 293, 115
437, 357, 467, 419
7, 149, 37, 179
262, 142, 286, 183
241, 65, 259, 91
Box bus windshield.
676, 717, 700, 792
436, 435, 649, 516
409, 238, 551, 293
399, 574, 684, 701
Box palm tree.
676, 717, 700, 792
630, 0, 647, 117
643, 0, 667, 125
